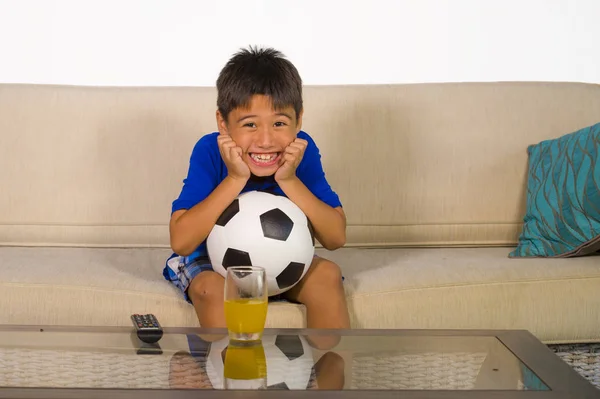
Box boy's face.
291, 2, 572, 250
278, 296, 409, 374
217, 95, 303, 177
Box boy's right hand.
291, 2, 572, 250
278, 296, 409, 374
217, 133, 250, 182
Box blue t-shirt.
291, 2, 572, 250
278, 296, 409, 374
169, 130, 341, 263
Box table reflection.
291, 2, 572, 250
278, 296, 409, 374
169, 333, 344, 390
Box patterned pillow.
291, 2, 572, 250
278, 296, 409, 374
510, 122, 600, 257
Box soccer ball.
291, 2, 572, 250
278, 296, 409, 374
207, 190, 315, 296
204, 334, 315, 390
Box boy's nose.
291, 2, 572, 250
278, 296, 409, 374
255, 126, 274, 148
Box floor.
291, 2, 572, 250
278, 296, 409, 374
548, 343, 600, 389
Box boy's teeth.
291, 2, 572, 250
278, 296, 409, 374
251, 153, 276, 162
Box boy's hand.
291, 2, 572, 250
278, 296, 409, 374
218, 133, 250, 182
275, 138, 307, 182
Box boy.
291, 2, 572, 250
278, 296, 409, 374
164, 46, 350, 340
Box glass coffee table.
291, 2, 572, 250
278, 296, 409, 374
0, 325, 596, 398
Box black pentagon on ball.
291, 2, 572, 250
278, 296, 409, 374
275, 335, 304, 361
216, 199, 239, 227
222, 248, 252, 269
221, 346, 228, 362
276, 262, 305, 290
260, 208, 293, 241
268, 382, 290, 390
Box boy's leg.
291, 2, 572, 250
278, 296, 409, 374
283, 256, 350, 348
311, 352, 346, 390
187, 271, 226, 329
169, 351, 214, 389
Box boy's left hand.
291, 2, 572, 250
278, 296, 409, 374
275, 138, 307, 182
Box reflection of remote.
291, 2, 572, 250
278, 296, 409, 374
131, 314, 163, 344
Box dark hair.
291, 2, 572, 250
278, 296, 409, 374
216, 46, 303, 122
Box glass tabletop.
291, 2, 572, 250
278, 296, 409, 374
0, 326, 549, 393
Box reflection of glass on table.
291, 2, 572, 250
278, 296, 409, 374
223, 340, 267, 389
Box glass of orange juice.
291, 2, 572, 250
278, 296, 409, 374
223, 341, 267, 389
224, 266, 268, 342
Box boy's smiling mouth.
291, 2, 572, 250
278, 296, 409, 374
249, 152, 281, 167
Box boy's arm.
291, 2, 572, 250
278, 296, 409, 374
277, 177, 346, 250
170, 133, 250, 256
275, 137, 346, 250
170, 176, 246, 256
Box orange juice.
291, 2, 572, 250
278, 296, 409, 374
223, 343, 267, 380
225, 298, 268, 337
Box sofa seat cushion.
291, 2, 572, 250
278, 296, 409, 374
1, 246, 598, 344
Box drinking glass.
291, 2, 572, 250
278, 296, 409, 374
223, 340, 267, 389
224, 266, 268, 342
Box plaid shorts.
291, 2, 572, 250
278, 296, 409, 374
163, 254, 287, 303
163, 254, 213, 303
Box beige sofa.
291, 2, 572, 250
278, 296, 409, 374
1, 82, 599, 344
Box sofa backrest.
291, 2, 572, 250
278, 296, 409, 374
1, 82, 600, 248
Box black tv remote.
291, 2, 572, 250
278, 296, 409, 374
131, 314, 163, 344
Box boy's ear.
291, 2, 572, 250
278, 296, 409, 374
296, 108, 304, 133
216, 110, 228, 134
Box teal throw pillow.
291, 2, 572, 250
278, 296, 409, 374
510, 122, 600, 257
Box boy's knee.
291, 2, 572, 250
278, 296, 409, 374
306, 334, 342, 350
319, 351, 345, 371
314, 258, 343, 284
188, 271, 224, 304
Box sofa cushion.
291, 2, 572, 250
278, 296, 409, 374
1, 246, 599, 344
510, 122, 600, 257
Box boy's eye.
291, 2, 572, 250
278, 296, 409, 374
274, 121, 287, 127
243, 122, 256, 128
